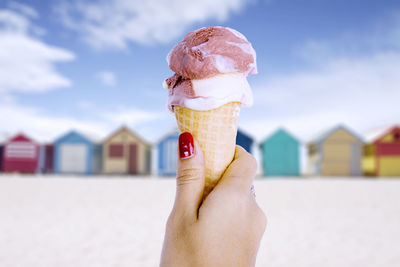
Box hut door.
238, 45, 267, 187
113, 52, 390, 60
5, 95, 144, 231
129, 144, 137, 174
60, 144, 87, 173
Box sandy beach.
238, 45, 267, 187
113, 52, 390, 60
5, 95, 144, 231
1, 175, 399, 267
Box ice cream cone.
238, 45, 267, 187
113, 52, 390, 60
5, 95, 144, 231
174, 101, 241, 197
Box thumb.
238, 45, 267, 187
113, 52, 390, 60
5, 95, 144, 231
173, 132, 205, 221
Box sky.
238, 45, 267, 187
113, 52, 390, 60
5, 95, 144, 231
0, 0, 399, 144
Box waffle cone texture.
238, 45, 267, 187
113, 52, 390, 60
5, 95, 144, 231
174, 102, 241, 197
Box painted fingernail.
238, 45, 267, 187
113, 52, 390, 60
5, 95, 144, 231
179, 132, 194, 159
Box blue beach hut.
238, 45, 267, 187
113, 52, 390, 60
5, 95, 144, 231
260, 128, 300, 176
236, 128, 254, 154
157, 129, 179, 176
54, 130, 101, 175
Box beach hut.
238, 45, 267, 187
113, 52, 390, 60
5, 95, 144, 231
363, 126, 400, 176
260, 128, 300, 176
2, 133, 40, 173
54, 130, 101, 175
236, 129, 254, 154
308, 125, 364, 176
0, 144, 3, 172
157, 129, 179, 176
102, 126, 151, 175
39, 144, 54, 173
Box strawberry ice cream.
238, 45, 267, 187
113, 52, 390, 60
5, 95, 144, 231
163, 26, 257, 112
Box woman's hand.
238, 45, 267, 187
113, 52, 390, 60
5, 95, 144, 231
160, 132, 267, 267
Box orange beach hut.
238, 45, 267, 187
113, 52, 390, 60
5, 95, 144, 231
363, 126, 400, 176
102, 126, 151, 175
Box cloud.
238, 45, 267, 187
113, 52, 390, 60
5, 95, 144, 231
100, 107, 165, 126
242, 12, 400, 142
8, 1, 38, 19
0, 100, 109, 142
76, 100, 94, 110
96, 71, 117, 86
0, 98, 166, 142
0, 6, 74, 94
0, 8, 32, 33
55, 0, 250, 50
246, 52, 400, 142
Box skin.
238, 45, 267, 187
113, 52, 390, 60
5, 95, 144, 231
160, 138, 267, 267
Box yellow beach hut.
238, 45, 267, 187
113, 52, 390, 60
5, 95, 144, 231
363, 126, 400, 177
308, 125, 364, 176
102, 126, 151, 175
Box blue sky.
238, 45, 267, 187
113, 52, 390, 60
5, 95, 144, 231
0, 0, 399, 143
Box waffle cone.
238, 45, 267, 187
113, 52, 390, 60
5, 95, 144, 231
174, 102, 241, 197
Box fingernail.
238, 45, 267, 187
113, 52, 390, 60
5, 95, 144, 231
179, 132, 194, 159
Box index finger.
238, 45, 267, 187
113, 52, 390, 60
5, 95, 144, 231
213, 145, 257, 196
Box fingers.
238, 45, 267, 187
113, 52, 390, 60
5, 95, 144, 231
215, 146, 257, 197
172, 132, 205, 221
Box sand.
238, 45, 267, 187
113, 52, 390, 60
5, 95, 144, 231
0, 175, 399, 266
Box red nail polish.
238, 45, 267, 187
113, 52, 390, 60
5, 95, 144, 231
179, 132, 194, 159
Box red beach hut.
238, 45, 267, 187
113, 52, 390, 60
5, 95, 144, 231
2, 133, 40, 173
369, 126, 400, 176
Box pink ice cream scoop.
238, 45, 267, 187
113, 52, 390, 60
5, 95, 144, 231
167, 26, 257, 79
164, 26, 257, 112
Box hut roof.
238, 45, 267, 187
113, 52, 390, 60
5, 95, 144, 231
260, 127, 299, 146
3, 132, 38, 145
309, 124, 364, 145
54, 130, 97, 144
363, 125, 400, 143
237, 127, 255, 142
102, 126, 151, 146
369, 125, 400, 144
156, 127, 179, 144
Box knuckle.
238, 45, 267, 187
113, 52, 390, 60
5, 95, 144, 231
246, 154, 258, 170
241, 158, 257, 179
256, 209, 267, 231
177, 167, 204, 186
166, 212, 179, 231
261, 211, 267, 227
